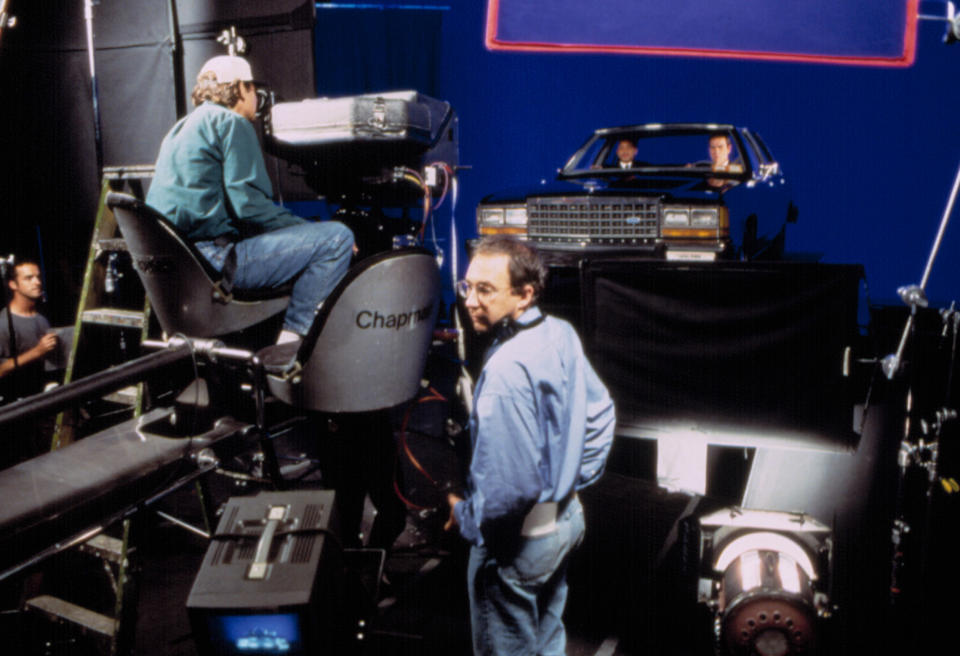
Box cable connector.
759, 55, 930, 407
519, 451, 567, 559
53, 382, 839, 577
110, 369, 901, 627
424, 164, 440, 187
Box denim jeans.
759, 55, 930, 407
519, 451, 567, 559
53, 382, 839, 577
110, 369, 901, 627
196, 221, 354, 336
467, 496, 586, 656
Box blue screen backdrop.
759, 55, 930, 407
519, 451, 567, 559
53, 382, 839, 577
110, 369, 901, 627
302, 2, 956, 309
431, 2, 959, 307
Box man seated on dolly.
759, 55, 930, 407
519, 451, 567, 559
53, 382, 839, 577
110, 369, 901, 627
147, 55, 355, 344
445, 236, 616, 656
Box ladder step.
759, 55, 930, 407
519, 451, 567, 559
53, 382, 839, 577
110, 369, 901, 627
97, 238, 128, 253
25, 595, 117, 639
81, 308, 145, 328
102, 385, 140, 407
79, 534, 129, 564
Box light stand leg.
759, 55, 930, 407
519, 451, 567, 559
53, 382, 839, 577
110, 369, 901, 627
84, 0, 104, 182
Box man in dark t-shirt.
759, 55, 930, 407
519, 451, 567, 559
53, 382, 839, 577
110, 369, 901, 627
0, 260, 56, 466
0, 307, 51, 400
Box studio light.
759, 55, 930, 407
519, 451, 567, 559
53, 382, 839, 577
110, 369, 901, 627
698, 508, 833, 655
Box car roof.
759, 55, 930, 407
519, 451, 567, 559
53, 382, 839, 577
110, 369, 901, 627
596, 123, 739, 135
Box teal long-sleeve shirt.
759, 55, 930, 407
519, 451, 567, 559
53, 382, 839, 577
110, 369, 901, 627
146, 102, 304, 241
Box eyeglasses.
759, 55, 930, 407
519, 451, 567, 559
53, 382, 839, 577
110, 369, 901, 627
456, 279, 502, 302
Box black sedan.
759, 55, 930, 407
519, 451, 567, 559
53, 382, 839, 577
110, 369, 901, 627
476, 123, 798, 262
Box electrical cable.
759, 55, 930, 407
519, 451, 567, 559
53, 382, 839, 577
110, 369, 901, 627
395, 167, 433, 242
430, 164, 456, 261
442, 164, 473, 415
431, 163, 453, 211
392, 386, 452, 512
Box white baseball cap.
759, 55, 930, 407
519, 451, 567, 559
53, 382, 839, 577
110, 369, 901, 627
198, 55, 258, 84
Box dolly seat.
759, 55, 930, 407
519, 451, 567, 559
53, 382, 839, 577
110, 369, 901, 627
258, 248, 440, 413
106, 192, 291, 338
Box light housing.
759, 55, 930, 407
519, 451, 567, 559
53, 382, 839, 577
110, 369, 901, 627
698, 508, 833, 656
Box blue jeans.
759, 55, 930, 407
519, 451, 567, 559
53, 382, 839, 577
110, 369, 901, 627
196, 221, 354, 336
467, 496, 586, 656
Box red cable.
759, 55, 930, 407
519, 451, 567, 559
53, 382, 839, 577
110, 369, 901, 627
391, 392, 450, 510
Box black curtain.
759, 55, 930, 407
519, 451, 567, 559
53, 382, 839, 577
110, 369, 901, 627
576, 261, 866, 448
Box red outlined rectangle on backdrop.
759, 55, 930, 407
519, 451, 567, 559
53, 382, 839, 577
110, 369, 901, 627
485, 0, 918, 67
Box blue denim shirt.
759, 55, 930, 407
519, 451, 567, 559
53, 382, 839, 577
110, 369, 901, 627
146, 102, 304, 242
454, 306, 616, 546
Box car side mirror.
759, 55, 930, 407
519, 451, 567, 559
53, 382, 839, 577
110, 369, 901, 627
758, 162, 780, 178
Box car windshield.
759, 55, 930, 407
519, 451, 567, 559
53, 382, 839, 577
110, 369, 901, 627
562, 128, 748, 177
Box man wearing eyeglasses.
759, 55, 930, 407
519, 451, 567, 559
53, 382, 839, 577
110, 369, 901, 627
445, 236, 616, 656
147, 55, 355, 344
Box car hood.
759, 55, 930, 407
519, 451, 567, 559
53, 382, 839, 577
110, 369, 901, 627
480, 175, 731, 204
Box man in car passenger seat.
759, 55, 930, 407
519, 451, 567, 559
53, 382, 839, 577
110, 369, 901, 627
444, 236, 616, 656
706, 133, 743, 188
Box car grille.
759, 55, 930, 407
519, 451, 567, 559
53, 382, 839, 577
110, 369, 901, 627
527, 197, 659, 243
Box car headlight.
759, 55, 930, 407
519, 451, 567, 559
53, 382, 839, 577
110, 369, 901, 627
661, 205, 728, 241
663, 208, 690, 227
477, 204, 528, 236
478, 207, 504, 226
505, 206, 528, 225
691, 208, 719, 228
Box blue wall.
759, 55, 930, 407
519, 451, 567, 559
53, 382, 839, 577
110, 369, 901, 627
435, 3, 959, 307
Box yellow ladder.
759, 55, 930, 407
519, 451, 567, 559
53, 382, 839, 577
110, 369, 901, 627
36, 168, 153, 655
52, 167, 154, 449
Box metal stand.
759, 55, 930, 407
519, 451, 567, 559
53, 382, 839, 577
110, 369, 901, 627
84, 0, 104, 181
881, 161, 960, 648
882, 157, 960, 379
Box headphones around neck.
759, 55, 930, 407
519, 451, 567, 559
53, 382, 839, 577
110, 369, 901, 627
493, 311, 545, 342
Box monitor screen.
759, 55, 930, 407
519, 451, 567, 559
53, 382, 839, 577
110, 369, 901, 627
205, 613, 304, 655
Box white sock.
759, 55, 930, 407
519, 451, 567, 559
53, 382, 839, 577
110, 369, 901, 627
277, 329, 301, 344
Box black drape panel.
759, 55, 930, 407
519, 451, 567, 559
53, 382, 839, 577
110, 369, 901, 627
313, 8, 442, 97
0, 0, 179, 168
97, 46, 179, 167
579, 261, 865, 448
0, 5, 119, 324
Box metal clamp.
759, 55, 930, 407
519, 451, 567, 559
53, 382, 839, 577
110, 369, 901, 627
211, 281, 234, 305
